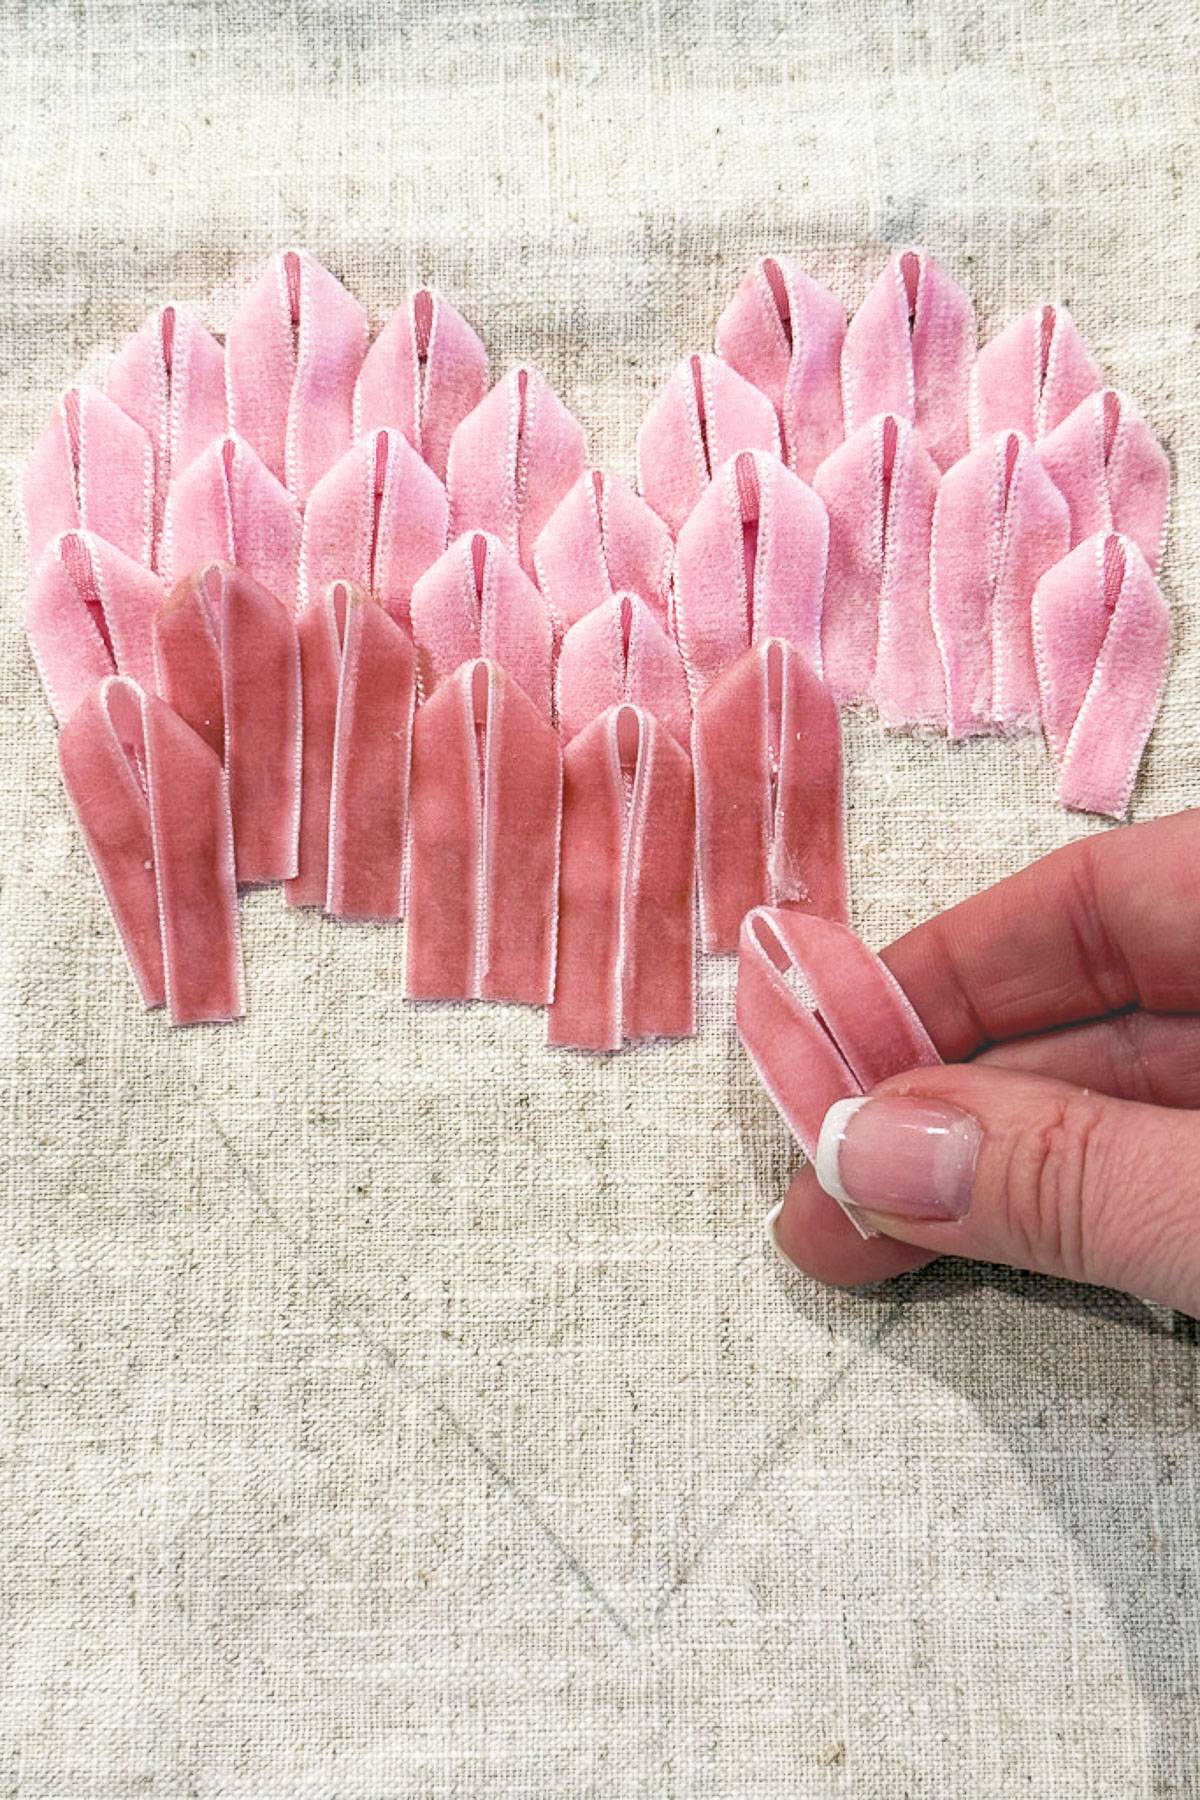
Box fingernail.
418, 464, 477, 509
763, 1196, 796, 1270
815, 1095, 981, 1225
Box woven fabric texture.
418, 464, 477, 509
1, 2, 1198, 1794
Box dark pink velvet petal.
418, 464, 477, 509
410, 531, 554, 717
556, 591, 691, 747
285, 591, 343, 910
23, 385, 155, 571
161, 436, 302, 608
532, 469, 674, 634
842, 250, 975, 473
971, 303, 1104, 444
354, 289, 489, 483
1038, 388, 1170, 574
27, 531, 164, 723
715, 255, 845, 481
636, 352, 780, 536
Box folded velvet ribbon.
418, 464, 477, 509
715, 255, 846, 481
1039, 388, 1170, 574
161, 435, 303, 607
671, 448, 828, 701
533, 469, 674, 635
693, 640, 846, 955
971, 303, 1103, 445
410, 530, 554, 718
1033, 532, 1170, 820
636, 352, 780, 536
842, 250, 975, 473
225, 249, 368, 505
406, 659, 561, 1005
556, 590, 691, 747
931, 430, 1071, 736
353, 288, 489, 484
23, 384, 154, 572
58, 675, 243, 1024
299, 427, 449, 632
446, 366, 587, 579
27, 531, 164, 723
548, 705, 694, 1051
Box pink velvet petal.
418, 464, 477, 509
548, 706, 694, 1051
327, 589, 416, 921
715, 255, 845, 480
556, 591, 691, 747
532, 469, 674, 634
736, 907, 939, 1158
694, 640, 846, 955
406, 660, 561, 1004
971, 304, 1104, 444
1038, 389, 1170, 574
931, 431, 1071, 736
636, 353, 781, 536
842, 250, 975, 473
161, 435, 302, 607
59, 677, 243, 1024
1032, 533, 1170, 819
671, 449, 828, 700
353, 289, 489, 483
410, 531, 554, 717
446, 367, 587, 578
224, 250, 368, 503
300, 428, 449, 632
285, 590, 343, 909
23, 385, 155, 571
27, 531, 164, 723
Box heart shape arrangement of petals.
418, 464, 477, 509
24, 249, 1172, 1090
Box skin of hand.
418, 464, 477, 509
770, 809, 1200, 1316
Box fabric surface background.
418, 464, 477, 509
1, 2, 1198, 1794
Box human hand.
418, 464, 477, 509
768, 810, 1200, 1315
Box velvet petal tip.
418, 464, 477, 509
556, 591, 691, 747
411, 531, 554, 718
446, 367, 587, 578
532, 468, 674, 634
27, 531, 165, 723
354, 289, 489, 483
161, 435, 302, 607
23, 385, 155, 573
636, 352, 780, 536
716, 255, 846, 480
971, 303, 1104, 445
842, 250, 975, 472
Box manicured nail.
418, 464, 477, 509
815, 1094, 981, 1225
764, 1196, 796, 1269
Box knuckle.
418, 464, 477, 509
997, 1092, 1111, 1280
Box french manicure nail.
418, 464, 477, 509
764, 1195, 796, 1270
815, 1094, 981, 1225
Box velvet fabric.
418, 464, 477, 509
284, 592, 342, 911
58, 676, 243, 1025
635, 352, 780, 536
931, 430, 1071, 735
410, 530, 554, 717
714, 255, 845, 481
406, 660, 562, 1005
970, 303, 1104, 444
23, 385, 154, 572
353, 289, 489, 483
556, 591, 691, 747
152, 563, 301, 885
446, 366, 588, 579
532, 469, 674, 634
548, 705, 694, 1051
693, 639, 846, 955
299, 428, 449, 632
1039, 388, 1170, 574
671, 449, 828, 700
1033, 532, 1170, 819
26, 531, 164, 723
841, 250, 975, 473
105, 304, 227, 562
161, 434, 303, 607
224, 249, 368, 504
735, 906, 939, 1159
812, 413, 941, 715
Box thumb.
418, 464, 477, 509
808, 1063, 1200, 1314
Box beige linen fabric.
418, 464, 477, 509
2, 2, 1199, 1794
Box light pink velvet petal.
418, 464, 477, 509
694, 639, 846, 955
672, 449, 828, 701
26, 531, 165, 723
842, 251, 975, 472
410, 531, 554, 717
736, 907, 939, 1159
23, 385, 155, 571
1038, 389, 1170, 575
285, 591, 343, 909
931, 432, 1071, 736
224, 250, 368, 504
715, 255, 846, 480
406, 660, 561, 1004
353, 289, 489, 483
868, 425, 944, 728
327, 592, 416, 921
1032, 533, 1170, 819
556, 591, 691, 747
300, 429, 449, 631
971, 304, 1104, 444
161, 435, 302, 606
532, 469, 674, 634
636, 353, 781, 536
548, 706, 695, 1051
446, 367, 588, 578
59, 677, 243, 1024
